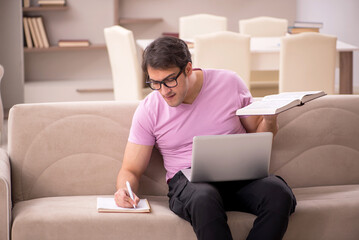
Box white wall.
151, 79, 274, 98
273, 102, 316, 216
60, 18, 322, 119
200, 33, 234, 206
296, 0, 359, 91
25, 0, 114, 82
118, 0, 297, 39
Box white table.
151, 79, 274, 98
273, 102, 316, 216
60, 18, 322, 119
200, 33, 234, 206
137, 38, 358, 94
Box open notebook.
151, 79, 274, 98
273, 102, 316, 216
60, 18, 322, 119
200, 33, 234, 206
97, 197, 151, 213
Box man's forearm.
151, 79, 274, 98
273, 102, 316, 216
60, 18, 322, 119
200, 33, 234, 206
256, 115, 279, 136
116, 169, 140, 193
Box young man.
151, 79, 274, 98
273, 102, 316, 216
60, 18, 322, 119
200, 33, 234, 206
114, 36, 296, 240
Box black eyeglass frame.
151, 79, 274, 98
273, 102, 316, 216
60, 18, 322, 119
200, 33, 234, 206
145, 67, 185, 90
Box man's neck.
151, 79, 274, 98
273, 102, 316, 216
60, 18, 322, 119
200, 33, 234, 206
183, 69, 203, 104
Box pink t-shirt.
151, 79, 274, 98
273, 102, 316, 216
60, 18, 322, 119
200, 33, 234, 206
128, 69, 253, 181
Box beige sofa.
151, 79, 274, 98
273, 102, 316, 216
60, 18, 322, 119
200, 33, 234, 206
1, 95, 359, 240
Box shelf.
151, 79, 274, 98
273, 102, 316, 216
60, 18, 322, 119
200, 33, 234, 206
23, 6, 69, 12
76, 88, 113, 93
250, 80, 279, 88
24, 79, 114, 103
118, 18, 163, 25
24, 44, 107, 53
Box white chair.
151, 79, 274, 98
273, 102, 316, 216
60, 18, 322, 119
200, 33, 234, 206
239, 16, 288, 97
104, 25, 151, 101
239, 16, 288, 37
279, 32, 337, 94
179, 14, 227, 40
0, 64, 4, 143
194, 31, 251, 87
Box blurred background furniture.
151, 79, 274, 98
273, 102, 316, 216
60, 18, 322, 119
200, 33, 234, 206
279, 32, 337, 94
250, 36, 356, 95
239, 16, 288, 37
179, 13, 227, 39
137, 37, 357, 96
239, 16, 289, 96
104, 25, 151, 101
194, 31, 251, 87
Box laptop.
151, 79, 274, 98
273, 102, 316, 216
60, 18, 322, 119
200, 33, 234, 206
181, 132, 273, 182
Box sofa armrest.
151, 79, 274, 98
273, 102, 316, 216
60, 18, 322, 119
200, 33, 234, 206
0, 148, 11, 240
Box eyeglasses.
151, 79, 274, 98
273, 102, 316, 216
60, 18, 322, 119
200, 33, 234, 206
146, 67, 184, 90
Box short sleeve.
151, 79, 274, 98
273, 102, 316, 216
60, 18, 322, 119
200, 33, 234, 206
128, 101, 156, 146
236, 74, 253, 108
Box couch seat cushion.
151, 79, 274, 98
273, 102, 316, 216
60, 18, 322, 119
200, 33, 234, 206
11, 184, 359, 240
286, 184, 359, 240
11, 195, 254, 240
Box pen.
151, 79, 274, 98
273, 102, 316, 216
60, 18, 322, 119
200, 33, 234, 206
126, 181, 136, 208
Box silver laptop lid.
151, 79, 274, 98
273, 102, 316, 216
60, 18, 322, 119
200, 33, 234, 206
189, 132, 273, 182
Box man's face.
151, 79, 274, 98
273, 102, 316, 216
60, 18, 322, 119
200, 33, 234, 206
147, 66, 188, 107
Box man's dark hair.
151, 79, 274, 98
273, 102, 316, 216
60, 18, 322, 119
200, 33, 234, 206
142, 36, 192, 75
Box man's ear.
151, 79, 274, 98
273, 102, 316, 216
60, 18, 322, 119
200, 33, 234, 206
185, 62, 193, 76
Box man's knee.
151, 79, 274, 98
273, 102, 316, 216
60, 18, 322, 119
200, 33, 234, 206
185, 183, 227, 221
190, 183, 223, 208
261, 176, 296, 216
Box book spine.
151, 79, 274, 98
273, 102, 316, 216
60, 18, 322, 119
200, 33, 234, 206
288, 27, 319, 34
23, 0, 30, 8
23, 17, 33, 48
294, 21, 323, 28
31, 17, 44, 48
38, 0, 66, 6
37, 17, 50, 48
27, 17, 39, 48
58, 40, 90, 47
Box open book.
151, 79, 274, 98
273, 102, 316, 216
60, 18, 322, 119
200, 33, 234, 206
97, 197, 151, 213
236, 91, 326, 116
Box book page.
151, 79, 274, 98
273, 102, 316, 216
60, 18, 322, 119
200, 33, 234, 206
237, 91, 326, 116
97, 197, 150, 213
263, 91, 324, 102
236, 99, 300, 115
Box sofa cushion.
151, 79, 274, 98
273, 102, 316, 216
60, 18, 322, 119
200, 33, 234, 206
11, 184, 359, 240
271, 95, 359, 188
8, 101, 168, 203
286, 184, 359, 240
9, 95, 359, 203
11, 195, 252, 240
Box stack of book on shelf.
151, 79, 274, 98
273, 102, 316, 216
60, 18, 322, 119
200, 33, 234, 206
288, 21, 323, 34
23, 16, 49, 49
162, 32, 179, 38
38, 0, 66, 6
23, 0, 30, 8
58, 40, 91, 47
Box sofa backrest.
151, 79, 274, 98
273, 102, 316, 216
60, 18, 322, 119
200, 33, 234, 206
8, 95, 359, 202
8, 101, 168, 203
271, 95, 359, 188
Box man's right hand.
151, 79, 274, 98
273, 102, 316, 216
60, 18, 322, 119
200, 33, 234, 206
114, 188, 140, 208
114, 142, 153, 208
